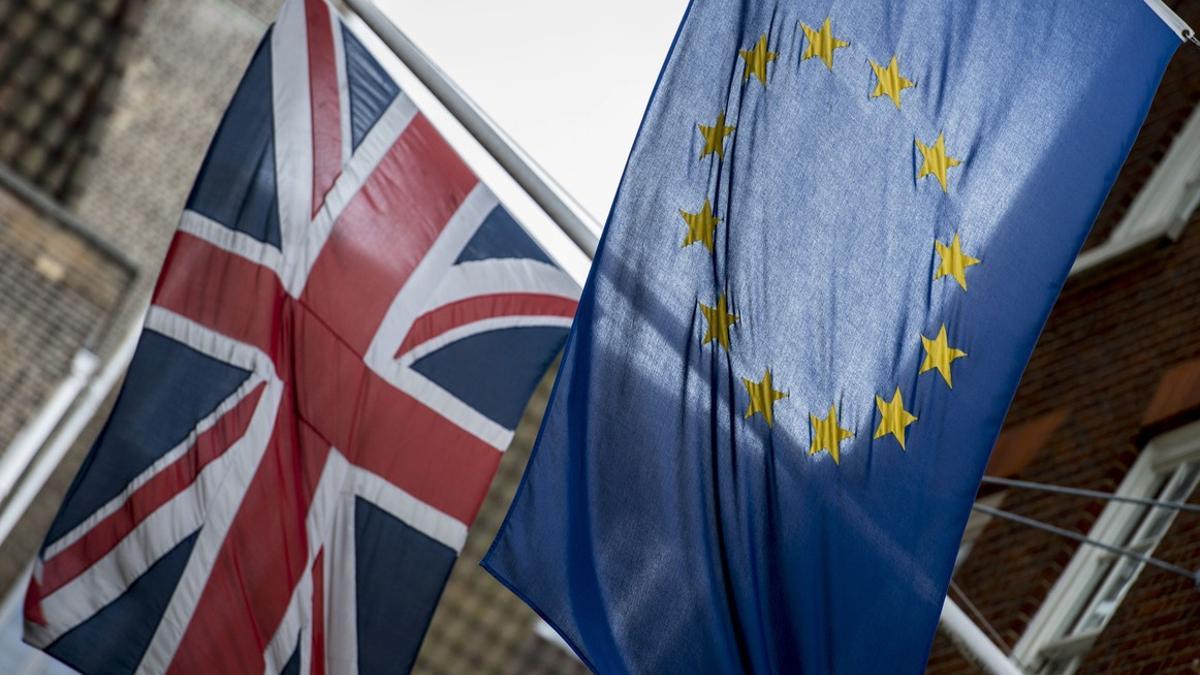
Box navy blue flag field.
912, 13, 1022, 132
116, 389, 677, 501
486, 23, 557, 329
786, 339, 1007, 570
484, 0, 1181, 672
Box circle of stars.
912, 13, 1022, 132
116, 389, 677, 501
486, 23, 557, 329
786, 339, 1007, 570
674, 13, 983, 466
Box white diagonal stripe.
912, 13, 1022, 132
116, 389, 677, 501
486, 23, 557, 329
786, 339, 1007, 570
283, 92, 418, 297
270, 0, 313, 248
178, 210, 284, 274
41, 373, 265, 560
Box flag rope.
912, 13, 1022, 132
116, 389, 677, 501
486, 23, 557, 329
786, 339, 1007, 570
971, 504, 1200, 587
981, 475, 1200, 514
948, 581, 1011, 652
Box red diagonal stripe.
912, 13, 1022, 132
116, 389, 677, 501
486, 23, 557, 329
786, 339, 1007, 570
301, 113, 479, 356
310, 549, 326, 675
152, 232, 283, 363
39, 382, 267, 598
289, 300, 501, 522
305, 0, 341, 215
24, 570, 45, 627
291, 299, 368, 452
396, 293, 577, 358
166, 394, 331, 675
352, 375, 501, 525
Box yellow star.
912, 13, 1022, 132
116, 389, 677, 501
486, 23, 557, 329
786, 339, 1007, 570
800, 18, 849, 71
739, 34, 777, 86
916, 133, 962, 193
699, 294, 739, 351
743, 369, 788, 427
934, 233, 981, 291
874, 387, 918, 450
809, 404, 854, 464
869, 55, 914, 109
680, 200, 719, 251
698, 112, 736, 160
920, 324, 967, 388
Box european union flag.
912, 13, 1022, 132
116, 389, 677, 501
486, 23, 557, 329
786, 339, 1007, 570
484, 1, 1182, 671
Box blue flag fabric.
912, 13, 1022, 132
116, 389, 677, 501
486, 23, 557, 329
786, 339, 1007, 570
484, 1, 1179, 672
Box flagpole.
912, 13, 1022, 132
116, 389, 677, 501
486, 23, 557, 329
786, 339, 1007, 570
1142, 0, 1198, 45
341, 0, 601, 258
941, 598, 1024, 675
343, 4, 1025, 672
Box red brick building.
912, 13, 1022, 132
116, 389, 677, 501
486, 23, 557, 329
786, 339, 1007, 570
927, 2, 1200, 672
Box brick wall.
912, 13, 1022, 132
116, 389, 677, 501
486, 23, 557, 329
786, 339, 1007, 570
0, 0, 283, 596
69, 0, 278, 282
1081, 510, 1200, 674
0, 187, 130, 452
926, 4, 1200, 670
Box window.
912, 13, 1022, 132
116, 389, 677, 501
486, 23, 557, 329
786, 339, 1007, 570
1070, 101, 1200, 275
1011, 422, 1200, 674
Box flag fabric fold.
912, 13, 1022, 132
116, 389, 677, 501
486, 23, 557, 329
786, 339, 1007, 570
24, 1, 577, 673
484, 1, 1179, 672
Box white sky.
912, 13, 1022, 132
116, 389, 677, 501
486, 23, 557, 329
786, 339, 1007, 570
351, 0, 689, 281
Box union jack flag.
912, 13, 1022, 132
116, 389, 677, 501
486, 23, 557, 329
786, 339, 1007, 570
23, 1, 578, 672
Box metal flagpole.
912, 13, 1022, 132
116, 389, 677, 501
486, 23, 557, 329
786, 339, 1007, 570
0, 351, 98, 504
982, 475, 1200, 514
341, 0, 601, 259
1142, 0, 1200, 47
941, 597, 1024, 675
342, 3, 1023, 672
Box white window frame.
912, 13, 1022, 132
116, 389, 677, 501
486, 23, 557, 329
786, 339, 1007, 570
1011, 421, 1200, 673
956, 491, 1007, 570
1070, 101, 1200, 276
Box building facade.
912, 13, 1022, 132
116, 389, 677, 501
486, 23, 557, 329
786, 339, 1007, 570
0, 0, 143, 475
0, 0, 287, 670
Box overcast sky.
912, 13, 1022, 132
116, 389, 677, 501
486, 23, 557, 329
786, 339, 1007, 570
353, 0, 689, 280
